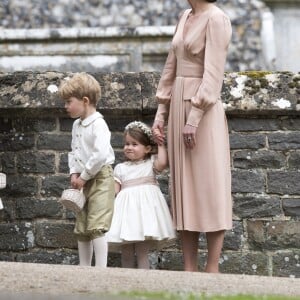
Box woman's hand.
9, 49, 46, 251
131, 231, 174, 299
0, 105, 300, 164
152, 119, 165, 145
183, 124, 197, 149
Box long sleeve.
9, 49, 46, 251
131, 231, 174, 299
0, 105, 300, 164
80, 119, 114, 181
154, 47, 177, 122
186, 13, 232, 127
69, 120, 82, 175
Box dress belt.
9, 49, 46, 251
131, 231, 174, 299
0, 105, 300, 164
176, 73, 203, 78
121, 176, 158, 190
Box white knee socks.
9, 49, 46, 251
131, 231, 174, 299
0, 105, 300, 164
92, 235, 108, 267
78, 240, 93, 266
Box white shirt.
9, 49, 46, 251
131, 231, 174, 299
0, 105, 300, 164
68, 111, 115, 181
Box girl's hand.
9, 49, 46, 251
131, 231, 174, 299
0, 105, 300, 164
70, 173, 80, 189
153, 128, 165, 145
183, 124, 197, 149
152, 120, 165, 145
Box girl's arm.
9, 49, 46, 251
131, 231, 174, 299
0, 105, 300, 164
153, 143, 168, 173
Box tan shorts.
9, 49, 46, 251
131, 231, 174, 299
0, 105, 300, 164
74, 165, 115, 241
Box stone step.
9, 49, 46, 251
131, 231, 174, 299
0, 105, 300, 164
0, 261, 299, 298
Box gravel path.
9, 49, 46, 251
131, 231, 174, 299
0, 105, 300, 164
0, 261, 299, 299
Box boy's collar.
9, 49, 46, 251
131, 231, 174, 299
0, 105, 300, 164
80, 111, 103, 126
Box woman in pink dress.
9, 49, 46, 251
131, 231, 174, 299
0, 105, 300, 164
152, 0, 232, 273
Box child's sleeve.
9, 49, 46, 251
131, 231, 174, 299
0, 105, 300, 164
80, 118, 114, 181
68, 120, 81, 174
113, 164, 122, 184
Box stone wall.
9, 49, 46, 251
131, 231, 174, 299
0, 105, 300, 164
0, 0, 267, 72
263, 0, 300, 72
0, 71, 299, 278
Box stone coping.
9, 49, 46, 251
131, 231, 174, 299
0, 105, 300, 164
0, 71, 299, 116
0, 26, 175, 41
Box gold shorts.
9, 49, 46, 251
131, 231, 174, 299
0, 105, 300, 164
74, 165, 115, 241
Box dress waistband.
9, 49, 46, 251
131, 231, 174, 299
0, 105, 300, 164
121, 176, 158, 190
176, 63, 203, 78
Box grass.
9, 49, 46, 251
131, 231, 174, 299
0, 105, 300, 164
118, 291, 299, 300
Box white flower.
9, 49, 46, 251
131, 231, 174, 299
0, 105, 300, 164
125, 121, 153, 141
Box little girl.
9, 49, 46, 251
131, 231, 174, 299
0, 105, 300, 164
107, 121, 175, 269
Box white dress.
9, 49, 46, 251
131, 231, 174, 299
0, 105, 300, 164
107, 157, 176, 251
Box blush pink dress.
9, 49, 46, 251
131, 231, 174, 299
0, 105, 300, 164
155, 6, 232, 232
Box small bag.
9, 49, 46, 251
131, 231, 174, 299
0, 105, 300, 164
59, 189, 86, 213
0, 173, 6, 189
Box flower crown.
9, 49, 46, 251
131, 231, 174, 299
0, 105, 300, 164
125, 121, 153, 141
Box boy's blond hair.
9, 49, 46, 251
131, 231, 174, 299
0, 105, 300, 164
59, 72, 101, 107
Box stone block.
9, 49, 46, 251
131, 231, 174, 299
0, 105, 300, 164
219, 252, 269, 276
228, 118, 280, 132
35, 222, 77, 249
233, 150, 285, 169
0, 199, 14, 222
107, 252, 121, 268
94, 72, 142, 112
0, 117, 13, 133
106, 114, 141, 131
268, 171, 300, 195
247, 220, 300, 250
13, 118, 56, 132
16, 249, 78, 265
199, 221, 243, 251
233, 195, 281, 218
37, 133, 71, 150
0, 222, 34, 251
232, 169, 265, 193
0, 133, 35, 151
17, 151, 55, 173
111, 132, 125, 148
282, 198, 300, 217
0, 152, 15, 174
288, 151, 300, 169
59, 152, 69, 173
156, 174, 169, 196
268, 132, 300, 150
272, 251, 300, 278
282, 118, 300, 131
114, 150, 125, 166
4, 175, 38, 196
15, 198, 62, 219
229, 133, 266, 150
59, 118, 73, 132
0, 253, 13, 261
41, 175, 69, 197
157, 251, 183, 271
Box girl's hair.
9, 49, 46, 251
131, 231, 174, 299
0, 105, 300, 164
124, 121, 157, 159
58, 72, 101, 107
206, 0, 217, 2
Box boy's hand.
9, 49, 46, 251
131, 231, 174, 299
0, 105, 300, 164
70, 173, 80, 188
74, 177, 86, 190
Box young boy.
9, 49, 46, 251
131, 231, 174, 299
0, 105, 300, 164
59, 72, 115, 267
